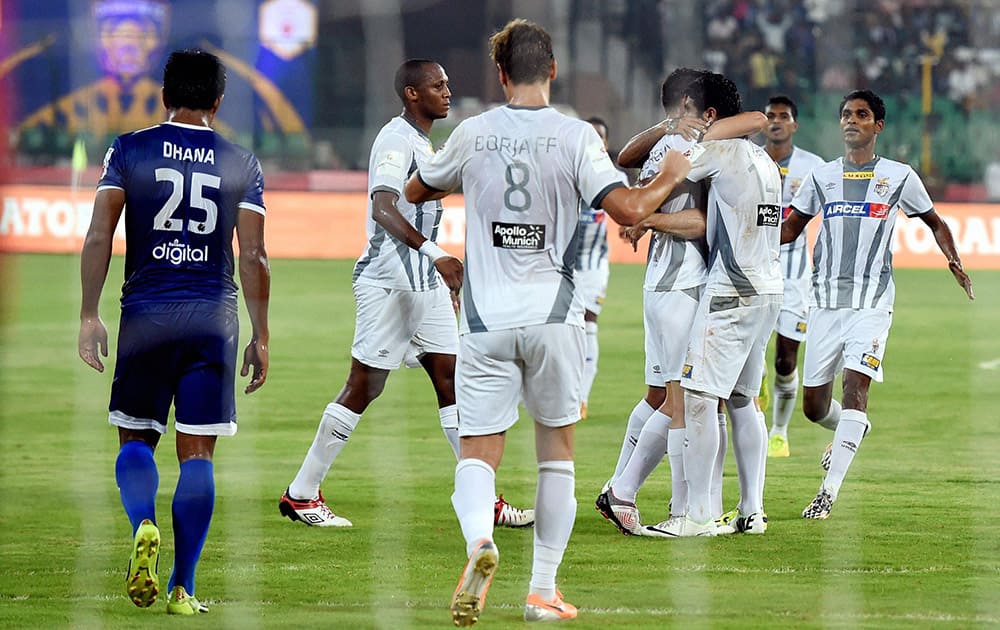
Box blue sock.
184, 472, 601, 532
168, 458, 215, 596
115, 441, 158, 533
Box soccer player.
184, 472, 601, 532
636, 71, 783, 538
782, 89, 974, 519
596, 68, 767, 535
405, 19, 693, 625
278, 60, 533, 529
575, 116, 628, 420
762, 95, 825, 459
78, 49, 270, 614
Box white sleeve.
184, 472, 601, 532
790, 169, 820, 217
898, 167, 934, 217
575, 124, 627, 208
685, 142, 722, 184
418, 122, 470, 192
369, 130, 413, 197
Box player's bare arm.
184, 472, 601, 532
919, 209, 974, 300
702, 111, 767, 141
372, 190, 462, 294
237, 209, 271, 393
601, 149, 692, 226
624, 208, 707, 250
404, 173, 452, 203
78, 187, 125, 372
617, 115, 708, 168
780, 208, 811, 244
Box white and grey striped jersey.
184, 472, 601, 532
417, 105, 627, 334
685, 139, 784, 297
638, 134, 709, 292
353, 116, 443, 291
575, 167, 627, 272
790, 156, 933, 310
777, 146, 825, 281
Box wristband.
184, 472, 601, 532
418, 240, 450, 261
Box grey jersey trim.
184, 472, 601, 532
353, 223, 388, 281
590, 181, 626, 210
654, 238, 687, 291
859, 218, 889, 307
462, 255, 487, 332
370, 184, 401, 198
548, 222, 581, 323
708, 214, 759, 297
835, 215, 862, 307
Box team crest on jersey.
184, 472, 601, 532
796, 321, 807, 333
789, 177, 803, 196
757, 204, 780, 227
681, 364, 693, 379
874, 177, 891, 197
860, 353, 881, 370
492, 222, 545, 249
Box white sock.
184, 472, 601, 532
289, 403, 361, 500
530, 460, 576, 600
816, 399, 842, 431
581, 321, 599, 405
771, 370, 798, 437
823, 409, 870, 498
439, 404, 461, 460
711, 413, 727, 519
611, 399, 656, 482
667, 427, 687, 517
452, 459, 496, 556
682, 390, 719, 524
613, 411, 670, 502
727, 397, 766, 516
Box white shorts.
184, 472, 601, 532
681, 293, 782, 399
351, 283, 458, 370
776, 274, 810, 341
576, 261, 609, 315
644, 287, 701, 386
803, 308, 892, 386
456, 323, 585, 437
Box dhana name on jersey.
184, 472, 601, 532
163, 141, 215, 164
757, 204, 781, 227
153, 239, 209, 265
474, 135, 557, 157
823, 201, 890, 219
492, 222, 545, 250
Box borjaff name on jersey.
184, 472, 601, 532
162, 141, 215, 164
153, 239, 209, 265
822, 201, 890, 219
473, 135, 558, 156
492, 222, 545, 250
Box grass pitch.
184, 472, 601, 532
0, 253, 998, 628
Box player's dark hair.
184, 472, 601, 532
489, 19, 554, 85
840, 89, 886, 122
685, 72, 742, 119
394, 59, 438, 104
661, 68, 704, 112
585, 116, 608, 137
162, 49, 226, 111
767, 94, 798, 119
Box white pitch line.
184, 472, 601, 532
978, 357, 1000, 370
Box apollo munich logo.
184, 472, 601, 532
492, 222, 545, 250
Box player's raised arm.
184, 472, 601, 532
617, 115, 707, 169
601, 149, 692, 226
79, 187, 125, 372
237, 208, 270, 393
702, 111, 767, 141
918, 209, 974, 300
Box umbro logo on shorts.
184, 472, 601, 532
492, 222, 545, 250
756, 204, 780, 227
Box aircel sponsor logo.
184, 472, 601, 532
823, 202, 889, 219
492, 222, 545, 249
153, 239, 208, 265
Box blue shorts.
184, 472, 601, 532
109, 302, 239, 436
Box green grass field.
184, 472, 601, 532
1, 253, 998, 629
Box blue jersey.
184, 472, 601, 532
98, 121, 265, 308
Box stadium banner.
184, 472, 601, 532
2, 185, 1000, 270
